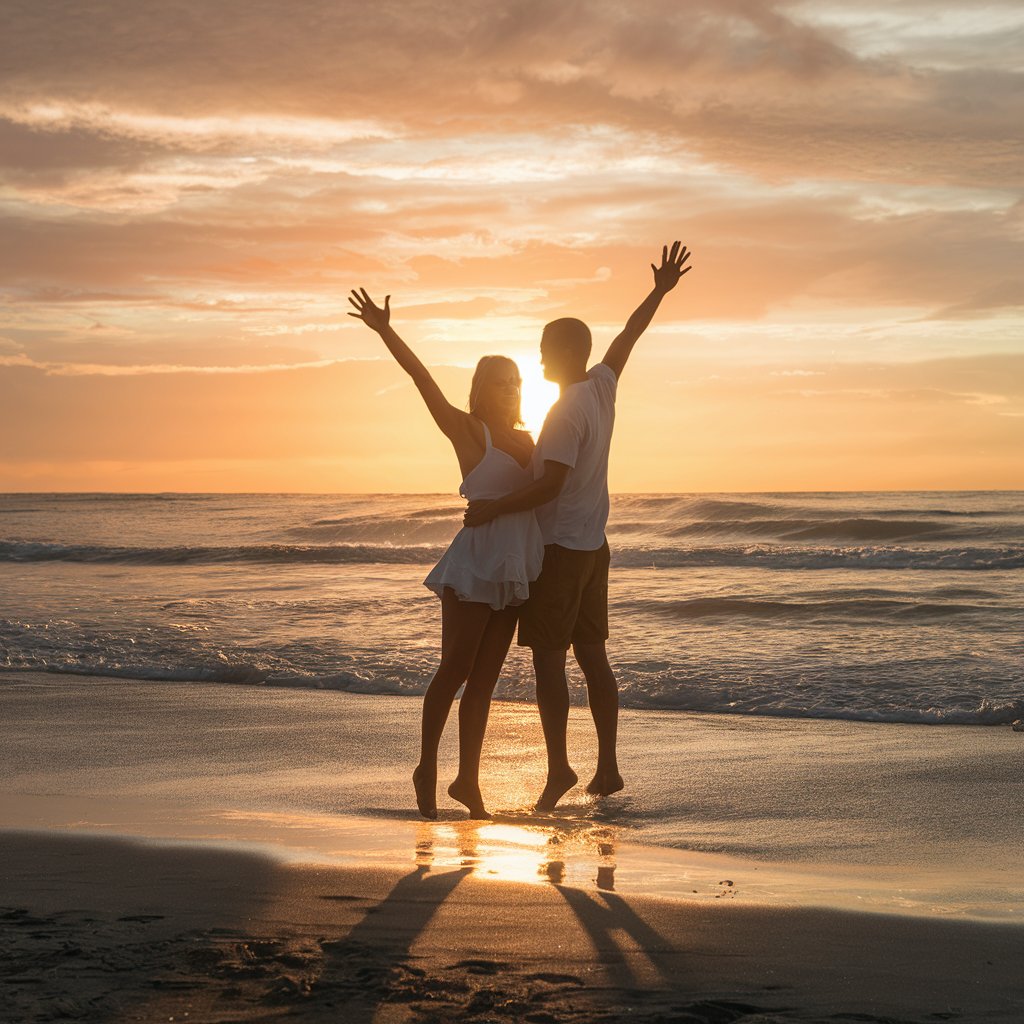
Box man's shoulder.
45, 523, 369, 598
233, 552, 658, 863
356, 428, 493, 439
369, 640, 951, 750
586, 362, 618, 402
587, 362, 618, 392
542, 365, 615, 431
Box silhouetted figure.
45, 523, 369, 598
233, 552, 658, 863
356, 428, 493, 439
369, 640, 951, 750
348, 290, 543, 819
465, 242, 692, 810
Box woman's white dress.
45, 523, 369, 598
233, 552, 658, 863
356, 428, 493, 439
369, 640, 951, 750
423, 424, 544, 610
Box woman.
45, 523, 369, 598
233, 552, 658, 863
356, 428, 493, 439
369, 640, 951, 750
348, 288, 544, 820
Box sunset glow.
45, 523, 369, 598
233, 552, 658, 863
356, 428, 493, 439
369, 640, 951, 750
517, 358, 560, 437
2, 1, 1022, 491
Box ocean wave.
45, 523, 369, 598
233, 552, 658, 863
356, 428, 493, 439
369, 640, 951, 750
616, 545, 1024, 570
618, 690, 1024, 726
310, 506, 460, 527
626, 597, 989, 621
929, 585, 1001, 598
615, 495, 1014, 526
8, 493, 222, 503
3, 664, 1021, 727
287, 519, 458, 544
0, 540, 446, 565
3, 538, 1022, 570
679, 497, 788, 519
667, 517, 972, 541
781, 519, 958, 541
864, 508, 1007, 519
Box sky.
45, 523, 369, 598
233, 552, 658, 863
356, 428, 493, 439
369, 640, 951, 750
1, 0, 1022, 492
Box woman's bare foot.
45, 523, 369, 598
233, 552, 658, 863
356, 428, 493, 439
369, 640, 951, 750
413, 764, 438, 820
586, 768, 624, 797
447, 776, 491, 820
535, 767, 578, 812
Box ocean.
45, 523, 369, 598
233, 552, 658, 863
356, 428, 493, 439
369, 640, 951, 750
1, 491, 1021, 727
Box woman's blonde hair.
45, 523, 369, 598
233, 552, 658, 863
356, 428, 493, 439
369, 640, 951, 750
468, 355, 523, 427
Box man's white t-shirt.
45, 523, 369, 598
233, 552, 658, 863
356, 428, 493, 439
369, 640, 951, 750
533, 362, 617, 551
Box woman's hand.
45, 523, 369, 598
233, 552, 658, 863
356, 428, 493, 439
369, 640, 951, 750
348, 288, 391, 333
651, 241, 691, 295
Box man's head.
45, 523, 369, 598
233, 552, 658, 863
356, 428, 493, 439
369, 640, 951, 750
540, 318, 591, 384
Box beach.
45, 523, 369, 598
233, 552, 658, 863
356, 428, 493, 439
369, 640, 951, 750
4, 671, 1023, 1023
6, 0, 1024, 1012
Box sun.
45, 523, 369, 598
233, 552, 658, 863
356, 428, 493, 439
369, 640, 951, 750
516, 355, 559, 437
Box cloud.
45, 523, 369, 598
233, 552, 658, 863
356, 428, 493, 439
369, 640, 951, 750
3, 2, 1020, 298
1, 103, 392, 152
788, 2, 1024, 71
3, 175, 1021, 327
0, 351, 344, 376
927, 278, 1024, 319
676, 352, 1024, 402
2, 1, 1020, 188
0, 117, 165, 182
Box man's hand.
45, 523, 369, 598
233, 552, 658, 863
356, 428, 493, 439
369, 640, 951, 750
464, 500, 497, 528
652, 241, 691, 295
347, 288, 391, 333
600, 242, 693, 379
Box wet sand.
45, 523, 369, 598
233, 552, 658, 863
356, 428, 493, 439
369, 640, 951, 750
5, 829, 1024, 1023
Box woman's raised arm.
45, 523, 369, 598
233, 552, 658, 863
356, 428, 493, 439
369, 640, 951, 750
348, 289, 467, 440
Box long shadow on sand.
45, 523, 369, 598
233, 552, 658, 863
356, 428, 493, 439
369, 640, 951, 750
318, 861, 471, 1023
553, 884, 773, 1022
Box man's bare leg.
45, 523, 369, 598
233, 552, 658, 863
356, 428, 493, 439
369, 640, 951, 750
573, 641, 623, 796
448, 606, 518, 819
533, 647, 578, 810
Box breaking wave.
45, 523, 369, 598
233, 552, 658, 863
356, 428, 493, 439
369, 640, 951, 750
2, 539, 1022, 571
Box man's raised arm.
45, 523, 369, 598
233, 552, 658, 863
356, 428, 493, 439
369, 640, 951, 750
600, 241, 691, 381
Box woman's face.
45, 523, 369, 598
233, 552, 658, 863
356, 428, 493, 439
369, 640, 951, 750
480, 363, 521, 421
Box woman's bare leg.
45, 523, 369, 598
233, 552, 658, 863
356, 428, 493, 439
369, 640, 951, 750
414, 589, 492, 819
448, 605, 518, 819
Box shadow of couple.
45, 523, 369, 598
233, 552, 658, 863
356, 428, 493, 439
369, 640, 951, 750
328, 819, 685, 1022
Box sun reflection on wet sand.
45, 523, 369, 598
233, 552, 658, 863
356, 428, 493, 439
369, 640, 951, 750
414, 819, 617, 891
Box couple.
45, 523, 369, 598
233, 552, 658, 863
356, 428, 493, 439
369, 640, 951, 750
349, 242, 691, 820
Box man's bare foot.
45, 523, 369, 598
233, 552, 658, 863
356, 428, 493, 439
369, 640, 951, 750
535, 767, 578, 812
447, 776, 491, 820
586, 769, 624, 797
413, 764, 437, 820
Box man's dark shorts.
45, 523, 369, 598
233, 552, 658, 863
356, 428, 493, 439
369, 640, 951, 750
518, 541, 610, 651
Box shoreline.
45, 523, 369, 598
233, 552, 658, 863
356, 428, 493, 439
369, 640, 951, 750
5, 663, 1024, 730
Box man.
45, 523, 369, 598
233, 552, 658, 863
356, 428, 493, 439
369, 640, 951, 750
464, 241, 692, 810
